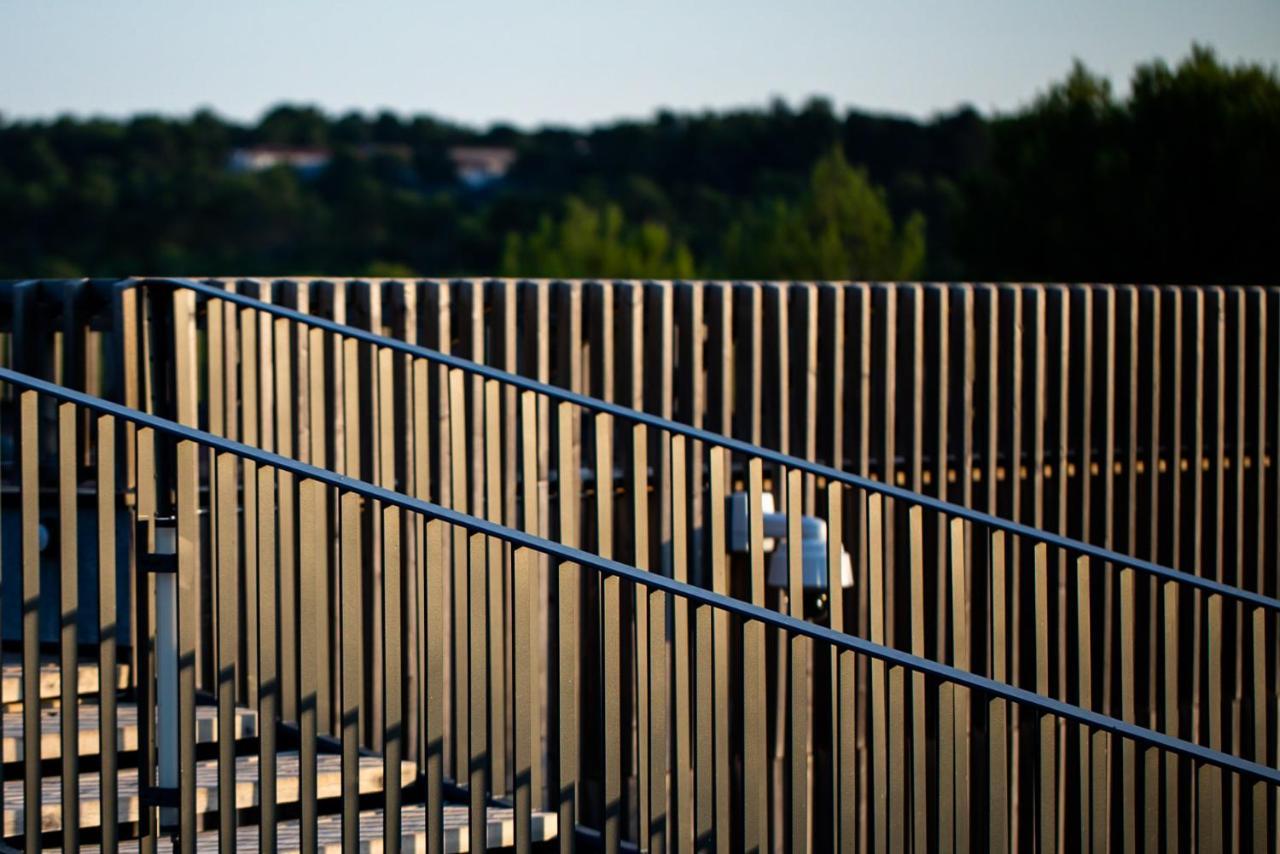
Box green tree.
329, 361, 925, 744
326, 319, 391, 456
499, 197, 695, 278
717, 147, 925, 279
958, 46, 1280, 283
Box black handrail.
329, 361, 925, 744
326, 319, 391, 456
143, 276, 1280, 615
2, 362, 1276, 789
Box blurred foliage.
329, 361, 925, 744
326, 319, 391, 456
716, 147, 925, 279
0, 46, 1275, 283
500, 198, 694, 279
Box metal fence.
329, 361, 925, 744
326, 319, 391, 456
1, 366, 1276, 853
0, 278, 1277, 852
191, 278, 1280, 594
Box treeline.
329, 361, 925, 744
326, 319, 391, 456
0, 45, 1275, 283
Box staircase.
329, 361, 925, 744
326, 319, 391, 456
1, 660, 557, 851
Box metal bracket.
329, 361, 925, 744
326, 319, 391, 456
136, 517, 178, 573
139, 784, 180, 809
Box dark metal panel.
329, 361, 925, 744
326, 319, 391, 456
870, 284, 897, 649
459, 280, 487, 517
675, 282, 705, 584
705, 282, 734, 440
818, 284, 846, 474
733, 282, 764, 447
792, 283, 818, 512
762, 282, 790, 459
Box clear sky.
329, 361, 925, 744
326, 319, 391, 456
2, 1, 1277, 128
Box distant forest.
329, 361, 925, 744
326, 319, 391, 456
1, 46, 1276, 284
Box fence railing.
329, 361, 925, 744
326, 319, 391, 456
1, 365, 1276, 853
147, 279, 1280, 847
193, 278, 1280, 591
1, 277, 1278, 851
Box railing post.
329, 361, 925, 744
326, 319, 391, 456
138, 516, 180, 831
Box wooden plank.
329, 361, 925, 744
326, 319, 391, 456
787, 469, 808, 853
58, 402, 81, 852
469, 533, 489, 853
340, 492, 364, 852
97, 413, 119, 854
744, 458, 768, 852
598, 413, 622, 854
20, 390, 41, 849
950, 518, 971, 854
1034, 544, 1055, 854
671, 435, 692, 853
868, 492, 887, 854
709, 445, 731, 850
485, 380, 507, 800
908, 507, 929, 854
514, 547, 535, 854
989, 531, 1009, 854
426, 519, 446, 854
557, 401, 580, 853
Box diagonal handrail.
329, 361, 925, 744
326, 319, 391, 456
2, 362, 1277, 789
144, 276, 1280, 615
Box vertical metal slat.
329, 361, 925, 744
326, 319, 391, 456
340, 492, 363, 851
98, 413, 120, 853
58, 402, 80, 851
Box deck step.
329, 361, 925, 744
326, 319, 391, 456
2, 704, 258, 762
1, 658, 131, 705
98, 804, 559, 853
3, 752, 416, 837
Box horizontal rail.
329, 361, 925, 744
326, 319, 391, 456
145, 276, 1280, 615
2, 361, 1276, 790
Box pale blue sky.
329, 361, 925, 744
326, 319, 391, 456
2, 1, 1277, 127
